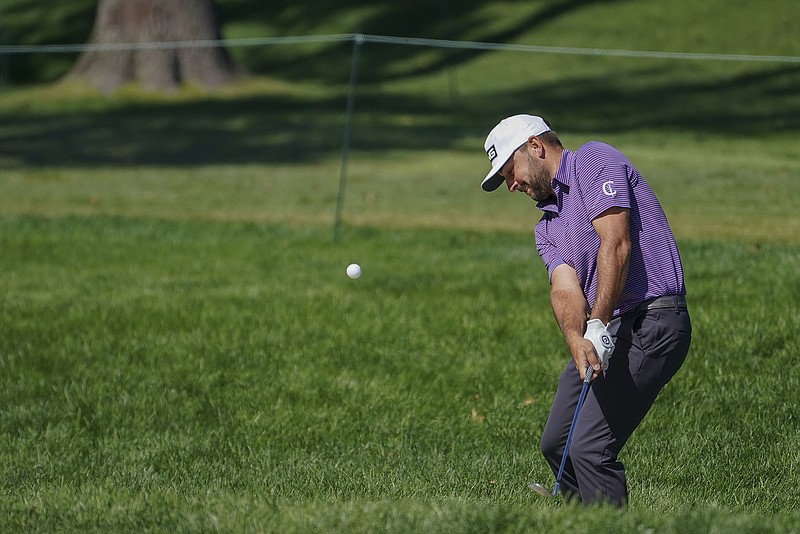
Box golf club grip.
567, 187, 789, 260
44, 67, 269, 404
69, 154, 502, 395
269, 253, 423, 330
583, 366, 592, 383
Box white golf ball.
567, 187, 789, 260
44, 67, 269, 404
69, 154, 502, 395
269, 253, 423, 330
346, 263, 362, 279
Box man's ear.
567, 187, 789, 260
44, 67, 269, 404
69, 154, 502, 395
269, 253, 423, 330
528, 135, 544, 158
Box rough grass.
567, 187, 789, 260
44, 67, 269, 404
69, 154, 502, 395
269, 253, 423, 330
1, 1, 799, 531
1, 217, 799, 532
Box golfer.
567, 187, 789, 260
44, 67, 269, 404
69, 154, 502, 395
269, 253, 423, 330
481, 114, 692, 506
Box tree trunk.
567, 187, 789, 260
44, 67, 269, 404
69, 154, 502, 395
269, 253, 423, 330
66, 0, 244, 94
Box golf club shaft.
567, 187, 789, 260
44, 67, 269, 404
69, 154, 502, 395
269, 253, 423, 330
552, 366, 592, 496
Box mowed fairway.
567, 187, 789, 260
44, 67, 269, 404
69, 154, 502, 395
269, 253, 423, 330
2, 0, 800, 530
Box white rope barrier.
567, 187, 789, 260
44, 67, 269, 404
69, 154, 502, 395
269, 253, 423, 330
1, 33, 799, 64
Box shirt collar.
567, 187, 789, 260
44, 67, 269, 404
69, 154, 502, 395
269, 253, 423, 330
536, 149, 573, 213
552, 149, 574, 188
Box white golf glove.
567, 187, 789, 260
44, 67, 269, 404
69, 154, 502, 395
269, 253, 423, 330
584, 319, 615, 370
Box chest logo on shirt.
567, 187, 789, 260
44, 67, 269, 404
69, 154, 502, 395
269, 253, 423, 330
602, 180, 617, 197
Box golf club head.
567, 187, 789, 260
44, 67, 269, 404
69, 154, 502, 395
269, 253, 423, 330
528, 482, 554, 498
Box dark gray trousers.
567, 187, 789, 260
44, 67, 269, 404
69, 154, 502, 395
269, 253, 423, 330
539, 305, 692, 506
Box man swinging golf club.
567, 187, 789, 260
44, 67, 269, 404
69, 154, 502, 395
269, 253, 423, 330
480, 115, 692, 506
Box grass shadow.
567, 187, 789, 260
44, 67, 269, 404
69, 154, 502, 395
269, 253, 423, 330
1, 61, 799, 168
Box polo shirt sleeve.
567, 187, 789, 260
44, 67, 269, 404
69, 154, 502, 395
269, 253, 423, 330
535, 218, 564, 281
576, 142, 632, 220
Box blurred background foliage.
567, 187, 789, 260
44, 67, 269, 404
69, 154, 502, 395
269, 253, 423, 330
2, 0, 798, 84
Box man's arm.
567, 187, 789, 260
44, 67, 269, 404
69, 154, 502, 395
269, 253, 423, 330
550, 207, 630, 378
590, 207, 631, 323
550, 264, 601, 378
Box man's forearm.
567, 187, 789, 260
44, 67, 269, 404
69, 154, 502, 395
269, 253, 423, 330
551, 284, 589, 346
590, 238, 630, 323
550, 264, 604, 377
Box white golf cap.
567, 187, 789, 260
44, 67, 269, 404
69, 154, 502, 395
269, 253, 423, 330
481, 114, 550, 192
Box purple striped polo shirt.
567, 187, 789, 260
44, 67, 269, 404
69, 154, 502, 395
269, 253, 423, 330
534, 141, 685, 317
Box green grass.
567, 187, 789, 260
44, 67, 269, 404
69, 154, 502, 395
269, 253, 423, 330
2, 0, 800, 531
1, 216, 799, 531
1, 125, 798, 241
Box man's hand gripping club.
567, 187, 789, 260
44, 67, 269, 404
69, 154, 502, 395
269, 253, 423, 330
566, 324, 613, 381
584, 319, 615, 371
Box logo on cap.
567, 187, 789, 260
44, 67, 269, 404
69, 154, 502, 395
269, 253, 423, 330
486, 145, 498, 161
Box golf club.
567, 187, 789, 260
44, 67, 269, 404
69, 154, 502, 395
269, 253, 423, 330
529, 366, 593, 498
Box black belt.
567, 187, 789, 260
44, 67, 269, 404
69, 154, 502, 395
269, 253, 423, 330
617, 295, 687, 319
